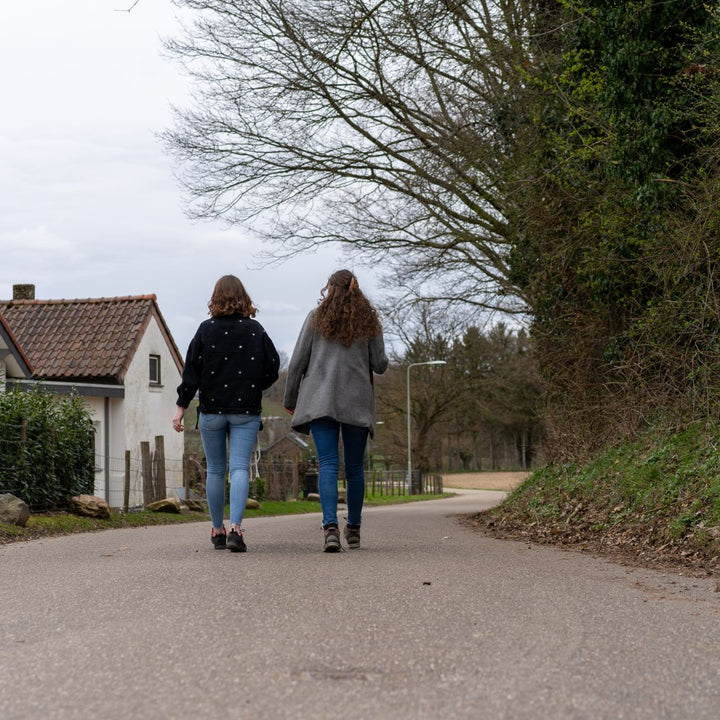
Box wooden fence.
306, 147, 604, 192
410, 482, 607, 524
182, 455, 302, 502
175, 454, 444, 505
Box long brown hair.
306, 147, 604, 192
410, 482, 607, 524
312, 269, 381, 346
208, 275, 257, 318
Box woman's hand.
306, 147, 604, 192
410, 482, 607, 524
285, 407, 295, 416
172, 406, 186, 432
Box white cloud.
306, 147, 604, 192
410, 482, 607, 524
0, 226, 87, 280
0, 1, 383, 360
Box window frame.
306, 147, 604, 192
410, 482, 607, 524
149, 353, 162, 386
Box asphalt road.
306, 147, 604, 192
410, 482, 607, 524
2, 490, 719, 720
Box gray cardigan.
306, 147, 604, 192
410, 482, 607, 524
283, 310, 388, 436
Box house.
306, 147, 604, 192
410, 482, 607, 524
262, 432, 310, 464
257, 432, 312, 500
1, 284, 185, 508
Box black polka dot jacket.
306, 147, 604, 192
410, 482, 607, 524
176, 313, 280, 414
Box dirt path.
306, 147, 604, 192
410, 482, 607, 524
441, 471, 529, 491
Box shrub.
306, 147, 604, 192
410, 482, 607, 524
251, 475, 266, 502
0, 386, 95, 510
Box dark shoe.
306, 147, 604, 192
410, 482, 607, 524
211, 526, 227, 550
344, 524, 361, 549
323, 525, 342, 553
227, 528, 247, 553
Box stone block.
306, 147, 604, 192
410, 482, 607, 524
70, 494, 111, 520
146, 497, 182, 513
0, 493, 30, 527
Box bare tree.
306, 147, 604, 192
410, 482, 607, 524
165, 0, 536, 313
375, 304, 461, 471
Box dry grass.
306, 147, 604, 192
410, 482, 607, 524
441, 471, 529, 491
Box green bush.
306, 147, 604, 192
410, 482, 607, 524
0, 386, 95, 510
251, 475, 266, 502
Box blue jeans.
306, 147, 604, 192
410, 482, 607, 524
199, 412, 261, 529
310, 417, 369, 528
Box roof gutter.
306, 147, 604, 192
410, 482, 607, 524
6, 379, 125, 398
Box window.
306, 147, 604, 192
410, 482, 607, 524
149, 354, 161, 386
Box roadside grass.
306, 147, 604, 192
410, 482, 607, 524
244, 493, 451, 517
243, 500, 321, 518
470, 421, 720, 571
364, 492, 453, 506
0, 492, 452, 545
0, 509, 206, 545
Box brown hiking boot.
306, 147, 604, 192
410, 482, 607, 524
344, 524, 361, 549
323, 525, 342, 553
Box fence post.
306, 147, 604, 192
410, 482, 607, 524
291, 457, 299, 500
183, 452, 191, 496
124, 451, 131, 513
141, 441, 152, 506
154, 435, 166, 502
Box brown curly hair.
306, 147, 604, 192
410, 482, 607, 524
208, 275, 258, 318
312, 269, 382, 346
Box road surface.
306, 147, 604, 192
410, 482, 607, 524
1, 490, 719, 719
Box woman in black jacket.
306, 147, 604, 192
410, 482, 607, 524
173, 275, 279, 552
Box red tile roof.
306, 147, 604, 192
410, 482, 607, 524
0, 295, 183, 384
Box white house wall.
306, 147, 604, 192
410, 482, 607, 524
121, 316, 184, 507
86, 396, 106, 497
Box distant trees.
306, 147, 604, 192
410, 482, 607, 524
449, 324, 540, 469
260, 311, 542, 473
374, 311, 542, 471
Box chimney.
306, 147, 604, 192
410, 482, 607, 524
13, 284, 35, 300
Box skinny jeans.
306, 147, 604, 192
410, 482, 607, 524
310, 417, 369, 528
199, 412, 261, 529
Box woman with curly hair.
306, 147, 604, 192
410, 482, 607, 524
173, 275, 280, 552
284, 269, 388, 552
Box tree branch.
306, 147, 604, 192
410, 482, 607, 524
115, 0, 141, 12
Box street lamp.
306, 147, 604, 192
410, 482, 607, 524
406, 360, 447, 492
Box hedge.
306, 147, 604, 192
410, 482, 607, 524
0, 386, 95, 510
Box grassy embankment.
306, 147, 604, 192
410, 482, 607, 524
469, 422, 720, 573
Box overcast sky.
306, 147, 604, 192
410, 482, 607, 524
0, 0, 380, 360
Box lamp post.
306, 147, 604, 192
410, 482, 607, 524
365, 420, 384, 475
406, 360, 447, 493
